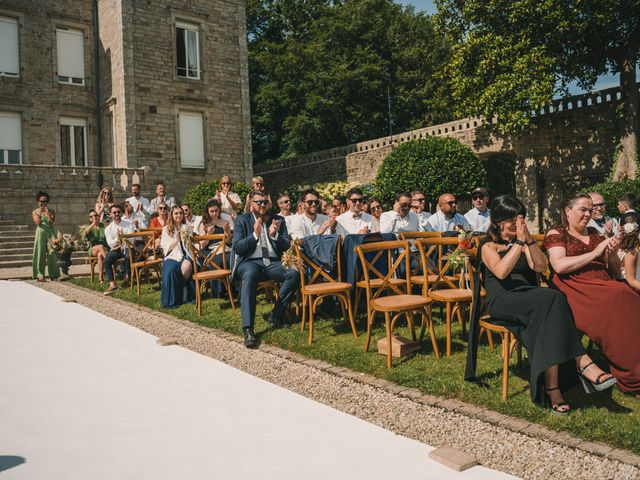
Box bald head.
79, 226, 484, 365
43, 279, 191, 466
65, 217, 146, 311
438, 193, 457, 217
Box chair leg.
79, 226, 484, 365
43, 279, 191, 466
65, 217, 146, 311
89, 260, 95, 283
424, 306, 440, 359
300, 295, 307, 332
445, 302, 452, 357
384, 311, 392, 369
484, 327, 495, 349
308, 295, 316, 345
364, 309, 374, 352
502, 332, 510, 401
345, 294, 357, 338
405, 311, 416, 341
136, 268, 141, 295
225, 278, 236, 309
353, 287, 362, 319
196, 279, 202, 319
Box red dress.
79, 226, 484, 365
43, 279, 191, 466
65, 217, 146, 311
544, 227, 640, 393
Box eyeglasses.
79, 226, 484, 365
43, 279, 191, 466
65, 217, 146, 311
306, 200, 320, 206
253, 200, 269, 206
472, 195, 485, 200
592, 203, 605, 208
445, 201, 457, 206
370, 205, 382, 210
221, 182, 230, 185
349, 197, 364, 204
158, 207, 167, 211
399, 203, 412, 209
280, 199, 291, 204
413, 198, 425, 203
38, 199, 48, 204
254, 182, 264, 186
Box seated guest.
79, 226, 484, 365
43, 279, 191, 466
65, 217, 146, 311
123, 200, 148, 230
276, 194, 294, 230
368, 197, 383, 230
181, 203, 202, 233
288, 188, 336, 240
148, 181, 176, 215
126, 183, 150, 214
332, 195, 347, 215
244, 176, 273, 213
587, 191, 616, 237
361, 196, 370, 214
81, 209, 108, 283
617, 212, 640, 292
426, 193, 471, 232
150, 202, 169, 244
465, 187, 491, 233
95, 186, 116, 224
103, 204, 135, 295
232, 190, 300, 348
618, 191, 637, 216
410, 190, 431, 231
336, 187, 379, 236
160, 206, 195, 308
216, 176, 242, 219
198, 199, 232, 297
380, 191, 420, 234
544, 192, 640, 397
471, 195, 615, 413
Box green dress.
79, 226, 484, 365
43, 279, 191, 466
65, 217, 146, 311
32, 210, 60, 279
82, 223, 107, 252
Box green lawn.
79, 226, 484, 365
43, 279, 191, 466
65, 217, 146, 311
72, 277, 640, 454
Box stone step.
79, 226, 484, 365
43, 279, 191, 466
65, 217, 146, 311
1, 247, 34, 255
0, 257, 88, 269
0, 219, 16, 225
0, 240, 34, 249
0, 223, 29, 230
0, 251, 87, 262
0, 234, 36, 244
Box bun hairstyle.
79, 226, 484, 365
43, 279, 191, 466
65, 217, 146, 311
619, 211, 640, 253
561, 192, 592, 227
487, 195, 526, 242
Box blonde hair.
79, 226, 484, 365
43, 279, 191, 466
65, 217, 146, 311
96, 186, 114, 203
252, 176, 264, 184
219, 176, 231, 187
166, 206, 185, 236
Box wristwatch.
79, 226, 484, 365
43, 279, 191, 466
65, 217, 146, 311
513, 239, 525, 246
526, 239, 536, 246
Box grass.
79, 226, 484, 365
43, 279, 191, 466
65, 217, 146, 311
72, 276, 640, 454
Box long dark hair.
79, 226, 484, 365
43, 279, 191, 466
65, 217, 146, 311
202, 198, 222, 226
561, 192, 592, 227
487, 195, 526, 242
619, 211, 640, 253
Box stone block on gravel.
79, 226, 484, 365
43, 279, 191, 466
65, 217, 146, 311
326, 366, 348, 375
398, 388, 422, 400
550, 431, 582, 448
498, 417, 530, 432
476, 410, 509, 426
428, 447, 478, 472
606, 449, 640, 467
435, 399, 466, 412
453, 403, 486, 417
156, 337, 178, 346
576, 441, 614, 457
522, 423, 556, 441
416, 394, 441, 406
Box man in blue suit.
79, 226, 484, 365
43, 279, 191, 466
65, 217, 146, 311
232, 190, 300, 348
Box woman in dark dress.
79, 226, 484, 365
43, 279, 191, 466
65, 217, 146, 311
544, 193, 640, 396
198, 198, 232, 297
472, 196, 615, 414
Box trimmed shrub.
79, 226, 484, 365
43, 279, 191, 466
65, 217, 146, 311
373, 137, 487, 206
588, 179, 640, 214
182, 178, 252, 216
278, 181, 372, 203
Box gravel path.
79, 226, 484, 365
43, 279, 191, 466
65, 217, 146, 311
35, 280, 638, 480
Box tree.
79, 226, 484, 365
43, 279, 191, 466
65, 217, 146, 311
436, 0, 640, 179
248, 0, 454, 163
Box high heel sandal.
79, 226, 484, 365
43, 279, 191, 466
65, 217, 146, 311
577, 361, 617, 394
544, 386, 571, 417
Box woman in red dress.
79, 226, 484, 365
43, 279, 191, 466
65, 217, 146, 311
544, 193, 640, 396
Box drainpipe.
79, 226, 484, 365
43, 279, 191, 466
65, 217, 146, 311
93, 0, 103, 188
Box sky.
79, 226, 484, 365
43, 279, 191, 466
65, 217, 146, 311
398, 0, 630, 95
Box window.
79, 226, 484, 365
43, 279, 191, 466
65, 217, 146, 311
0, 112, 21, 165
0, 17, 19, 77
59, 117, 87, 166
178, 112, 205, 168
56, 27, 84, 85
176, 22, 200, 79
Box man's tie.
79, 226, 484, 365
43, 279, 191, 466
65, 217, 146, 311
259, 221, 271, 266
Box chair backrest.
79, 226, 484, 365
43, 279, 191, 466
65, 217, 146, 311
190, 234, 229, 275
294, 237, 342, 288
414, 237, 475, 291
120, 231, 158, 265
398, 231, 442, 241
355, 240, 411, 300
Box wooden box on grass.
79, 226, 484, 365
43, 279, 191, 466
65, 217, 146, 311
377, 335, 420, 358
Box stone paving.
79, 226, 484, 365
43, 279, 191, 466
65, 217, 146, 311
26, 280, 640, 480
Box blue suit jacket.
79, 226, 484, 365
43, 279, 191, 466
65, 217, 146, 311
231, 213, 291, 278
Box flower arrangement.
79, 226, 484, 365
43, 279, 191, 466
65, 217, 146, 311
179, 224, 193, 246
444, 230, 473, 272
47, 232, 84, 254
281, 245, 301, 270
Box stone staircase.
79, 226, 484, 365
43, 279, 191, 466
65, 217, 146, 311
0, 218, 88, 269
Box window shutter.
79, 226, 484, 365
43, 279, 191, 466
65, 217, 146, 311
0, 17, 19, 76
179, 112, 205, 168
56, 28, 84, 79
0, 112, 21, 150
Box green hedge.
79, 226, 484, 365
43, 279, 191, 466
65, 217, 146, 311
373, 137, 487, 206
182, 179, 252, 216
588, 179, 640, 213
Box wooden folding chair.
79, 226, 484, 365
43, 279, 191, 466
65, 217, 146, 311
121, 231, 163, 295
355, 240, 440, 368
190, 234, 236, 318
294, 237, 356, 345
88, 254, 120, 283
415, 237, 476, 357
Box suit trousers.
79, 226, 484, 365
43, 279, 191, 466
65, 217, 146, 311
237, 258, 300, 328
104, 249, 130, 282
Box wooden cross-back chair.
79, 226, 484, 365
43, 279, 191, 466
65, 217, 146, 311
87, 255, 123, 283
294, 237, 356, 345
120, 231, 163, 295
355, 240, 440, 368
414, 237, 478, 357
190, 234, 236, 318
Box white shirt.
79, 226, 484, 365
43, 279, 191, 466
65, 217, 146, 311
161, 225, 192, 262
379, 210, 420, 234
280, 213, 294, 232
185, 215, 202, 233
148, 196, 176, 215
336, 211, 378, 236
248, 213, 279, 260
288, 213, 331, 240
105, 218, 135, 249
587, 217, 618, 237
126, 195, 150, 213
425, 211, 471, 232
218, 191, 242, 217
415, 211, 431, 232
464, 208, 491, 233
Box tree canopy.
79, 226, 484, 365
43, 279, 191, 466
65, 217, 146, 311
436, 0, 640, 178
248, 0, 454, 163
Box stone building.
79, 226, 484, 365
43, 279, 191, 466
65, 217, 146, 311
0, 0, 251, 232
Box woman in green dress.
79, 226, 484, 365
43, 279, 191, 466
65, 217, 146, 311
31, 191, 60, 281
81, 209, 108, 282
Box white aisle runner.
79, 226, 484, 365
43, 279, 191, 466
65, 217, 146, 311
0, 281, 517, 480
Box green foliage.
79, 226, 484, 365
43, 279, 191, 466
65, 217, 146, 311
373, 137, 486, 206
588, 179, 640, 214
278, 181, 374, 202
182, 179, 252, 216
248, 0, 454, 163
485, 153, 517, 196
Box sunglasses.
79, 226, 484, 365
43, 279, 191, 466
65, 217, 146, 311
592, 203, 605, 208
221, 182, 230, 185
349, 197, 364, 204
280, 199, 291, 204
254, 182, 264, 186
253, 200, 269, 206
472, 195, 485, 200
413, 198, 425, 203
158, 207, 167, 211
370, 204, 382, 210
38, 199, 48, 204
305, 200, 320, 206
445, 201, 457, 206
399, 203, 411, 209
